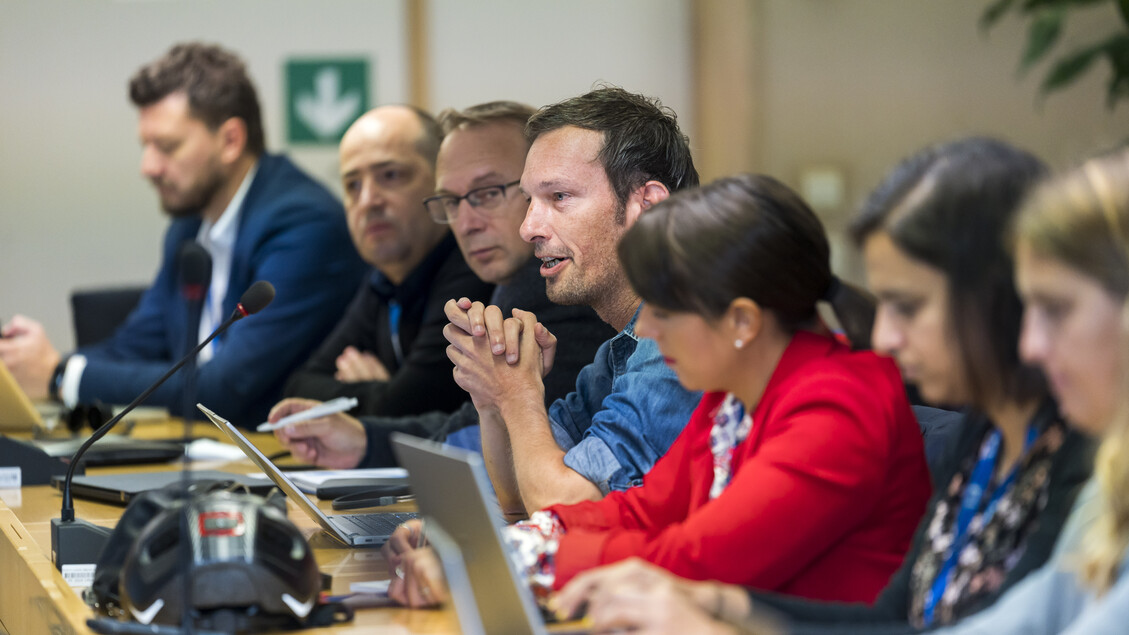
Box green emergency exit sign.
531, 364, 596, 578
286, 58, 370, 145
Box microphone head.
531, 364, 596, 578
178, 242, 212, 302
238, 281, 275, 316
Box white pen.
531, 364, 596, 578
256, 396, 359, 432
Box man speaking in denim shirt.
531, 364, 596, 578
444, 87, 703, 519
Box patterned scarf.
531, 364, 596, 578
710, 394, 754, 499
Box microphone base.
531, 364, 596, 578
52, 517, 112, 571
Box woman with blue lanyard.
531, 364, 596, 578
550, 138, 1097, 634
920, 147, 1129, 634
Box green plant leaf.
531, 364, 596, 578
1119, 0, 1129, 28
1022, 0, 1111, 10
1021, 6, 1066, 70
981, 0, 1018, 30
1105, 66, 1129, 106
1041, 36, 1118, 93
1103, 35, 1129, 106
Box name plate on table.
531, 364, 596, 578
0, 466, 20, 489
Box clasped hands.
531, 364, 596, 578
334, 345, 389, 382
442, 298, 556, 412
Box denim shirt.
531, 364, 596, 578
548, 306, 701, 495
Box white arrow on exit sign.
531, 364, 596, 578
295, 67, 362, 139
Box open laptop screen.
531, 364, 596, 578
391, 433, 548, 635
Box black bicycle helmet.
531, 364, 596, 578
118, 488, 324, 633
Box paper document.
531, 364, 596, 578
349, 579, 392, 594
183, 438, 252, 461
245, 467, 409, 494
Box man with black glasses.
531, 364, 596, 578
282, 105, 493, 418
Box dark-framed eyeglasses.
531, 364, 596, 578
423, 180, 521, 224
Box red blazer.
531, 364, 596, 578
548, 331, 931, 603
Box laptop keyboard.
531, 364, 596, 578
334, 511, 418, 536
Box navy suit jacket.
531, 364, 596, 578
77, 154, 366, 425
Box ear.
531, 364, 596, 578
726, 297, 763, 348
216, 117, 248, 164
624, 180, 671, 226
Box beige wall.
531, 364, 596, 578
1, 0, 1126, 352
0, 0, 691, 351
427, 0, 693, 126
0, 0, 411, 350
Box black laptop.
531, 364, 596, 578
52, 469, 277, 505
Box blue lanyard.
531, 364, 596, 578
388, 300, 403, 366
922, 424, 1039, 626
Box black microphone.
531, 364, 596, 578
235, 280, 275, 316
51, 280, 275, 571
178, 242, 212, 305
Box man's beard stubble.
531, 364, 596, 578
156, 166, 226, 219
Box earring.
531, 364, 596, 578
734, 339, 744, 350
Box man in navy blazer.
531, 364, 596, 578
0, 42, 365, 425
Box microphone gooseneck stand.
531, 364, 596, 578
51, 281, 276, 574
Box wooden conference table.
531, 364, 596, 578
0, 418, 458, 635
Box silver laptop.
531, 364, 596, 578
392, 433, 574, 635
424, 521, 495, 635
198, 404, 415, 547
